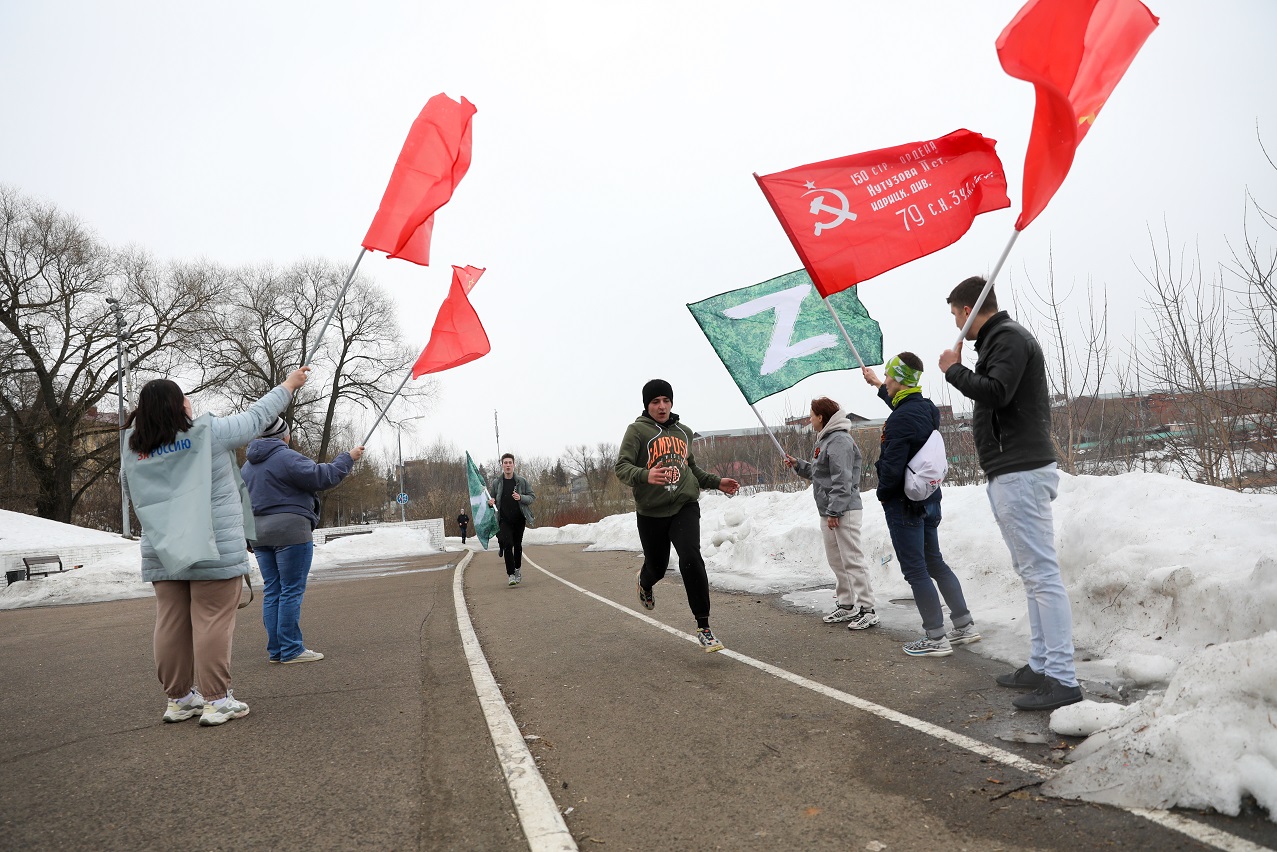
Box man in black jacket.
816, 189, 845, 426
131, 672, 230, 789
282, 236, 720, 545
939, 277, 1082, 711
864, 353, 978, 658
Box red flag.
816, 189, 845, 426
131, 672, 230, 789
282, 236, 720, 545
362, 94, 477, 266
755, 130, 1009, 298
998, 0, 1158, 230
411, 266, 489, 377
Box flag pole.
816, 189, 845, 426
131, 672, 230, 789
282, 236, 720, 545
746, 402, 789, 459
821, 297, 866, 368
953, 229, 1021, 348
361, 367, 413, 447
302, 247, 368, 366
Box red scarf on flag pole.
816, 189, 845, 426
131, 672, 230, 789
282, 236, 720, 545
411, 266, 489, 377
362, 94, 477, 266
998, 0, 1158, 230
755, 129, 1009, 298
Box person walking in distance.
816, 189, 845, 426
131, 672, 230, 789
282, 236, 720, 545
488, 453, 535, 585
122, 366, 311, 727
616, 379, 740, 652
241, 420, 363, 665
940, 276, 1082, 711
457, 511, 470, 545
864, 354, 978, 657
783, 396, 878, 630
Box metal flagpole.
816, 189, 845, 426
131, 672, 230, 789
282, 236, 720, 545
361, 368, 412, 447
821, 297, 866, 368
301, 247, 368, 366
494, 409, 500, 456
747, 402, 789, 459
953, 229, 1021, 349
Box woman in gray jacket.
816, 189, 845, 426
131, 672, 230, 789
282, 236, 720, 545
784, 396, 878, 630
122, 367, 309, 727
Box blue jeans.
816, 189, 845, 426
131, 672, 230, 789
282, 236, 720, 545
882, 498, 973, 640
254, 542, 314, 663
986, 464, 1077, 687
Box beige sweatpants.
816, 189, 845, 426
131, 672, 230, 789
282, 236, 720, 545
820, 509, 875, 611
152, 577, 242, 702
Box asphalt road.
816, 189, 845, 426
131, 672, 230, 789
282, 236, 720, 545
0, 543, 1272, 851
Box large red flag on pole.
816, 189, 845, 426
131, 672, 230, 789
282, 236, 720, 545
411, 266, 489, 377
998, 0, 1158, 230
362, 93, 477, 266
755, 130, 1009, 298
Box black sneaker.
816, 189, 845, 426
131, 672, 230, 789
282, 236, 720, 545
636, 573, 654, 611
996, 664, 1047, 689
1012, 676, 1083, 711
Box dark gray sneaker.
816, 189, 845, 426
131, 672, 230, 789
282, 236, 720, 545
1013, 676, 1083, 711
996, 664, 1047, 689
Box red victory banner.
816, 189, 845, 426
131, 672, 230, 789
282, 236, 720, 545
999, 0, 1158, 230
362, 93, 477, 266
411, 265, 489, 377
755, 130, 1009, 298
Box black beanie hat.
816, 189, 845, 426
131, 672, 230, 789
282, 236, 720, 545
642, 379, 673, 408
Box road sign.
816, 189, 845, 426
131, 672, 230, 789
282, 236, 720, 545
396, 493, 409, 505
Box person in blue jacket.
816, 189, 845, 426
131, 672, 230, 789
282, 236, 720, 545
241, 419, 363, 665
123, 366, 310, 727
864, 353, 978, 658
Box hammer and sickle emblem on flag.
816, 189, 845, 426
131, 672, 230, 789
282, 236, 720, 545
802, 187, 856, 236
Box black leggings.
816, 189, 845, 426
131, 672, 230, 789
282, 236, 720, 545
636, 502, 710, 629
500, 518, 525, 575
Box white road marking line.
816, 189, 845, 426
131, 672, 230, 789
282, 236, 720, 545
453, 551, 577, 852
525, 555, 1270, 852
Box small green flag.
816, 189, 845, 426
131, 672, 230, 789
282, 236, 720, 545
466, 452, 498, 549
687, 270, 883, 404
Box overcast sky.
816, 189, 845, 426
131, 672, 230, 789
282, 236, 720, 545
3, 1, 1275, 465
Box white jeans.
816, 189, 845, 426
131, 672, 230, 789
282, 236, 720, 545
820, 509, 874, 611
986, 464, 1078, 687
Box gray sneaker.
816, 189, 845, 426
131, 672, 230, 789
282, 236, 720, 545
163, 689, 205, 723
945, 625, 982, 646
282, 649, 325, 664
903, 636, 953, 657
822, 606, 858, 624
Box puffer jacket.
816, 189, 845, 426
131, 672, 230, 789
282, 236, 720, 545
242, 439, 354, 528
134, 385, 291, 582
791, 409, 863, 516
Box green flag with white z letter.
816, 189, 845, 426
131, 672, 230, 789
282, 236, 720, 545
687, 269, 883, 404
465, 451, 499, 550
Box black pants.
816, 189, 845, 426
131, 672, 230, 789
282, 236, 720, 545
499, 518, 526, 575
636, 502, 710, 629
460, 527, 468, 543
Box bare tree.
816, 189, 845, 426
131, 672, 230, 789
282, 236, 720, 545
0, 187, 220, 523
204, 258, 434, 464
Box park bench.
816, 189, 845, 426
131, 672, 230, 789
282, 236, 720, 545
21, 554, 65, 581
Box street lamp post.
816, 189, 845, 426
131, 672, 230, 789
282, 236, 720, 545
392, 415, 427, 524
105, 298, 132, 538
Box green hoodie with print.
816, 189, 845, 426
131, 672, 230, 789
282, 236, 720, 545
616, 411, 722, 518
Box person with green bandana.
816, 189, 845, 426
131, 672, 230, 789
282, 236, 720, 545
863, 353, 979, 658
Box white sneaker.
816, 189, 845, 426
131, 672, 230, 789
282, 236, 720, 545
822, 606, 859, 624
846, 608, 880, 630
282, 649, 325, 664
696, 627, 724, 653
163, 689, 205, 723
945, 625, 982, 646
198, 691, 250, 726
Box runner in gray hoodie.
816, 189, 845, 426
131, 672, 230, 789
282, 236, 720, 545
785, 397, 878, 630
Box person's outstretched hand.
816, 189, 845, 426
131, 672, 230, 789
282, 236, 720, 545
283, 366, 311, 392
720, 477, 740, 496
348, 445, 365, 462
862, 366, 882, 388
938, 344, 962, 373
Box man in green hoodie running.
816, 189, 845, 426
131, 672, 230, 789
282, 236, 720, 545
615, 379, 740, 652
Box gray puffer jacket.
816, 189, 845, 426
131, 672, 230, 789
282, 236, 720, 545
137, 385, 292, 582
791, 409, 864, 516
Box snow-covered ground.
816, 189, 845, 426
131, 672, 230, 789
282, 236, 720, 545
2, 470, 1274, 822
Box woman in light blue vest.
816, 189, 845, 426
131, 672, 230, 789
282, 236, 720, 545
123, 367, 309, 727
